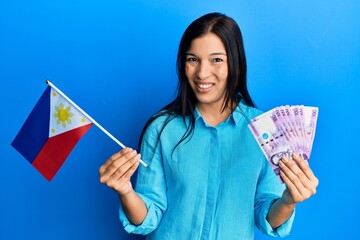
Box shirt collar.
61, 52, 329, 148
194, 102, 250, 127
232, 102, 251, 126
194, 107, 202, 121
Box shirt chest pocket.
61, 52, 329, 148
169, 134, 210, 163
162, 135, 210, 181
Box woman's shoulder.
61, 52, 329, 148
236, 102, 264, 119
144, 111, 181, 134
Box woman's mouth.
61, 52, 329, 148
196, 83, 214, 90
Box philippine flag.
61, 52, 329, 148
12, 86, 93, 181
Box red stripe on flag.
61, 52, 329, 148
32, 123, 93, 181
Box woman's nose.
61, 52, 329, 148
196, 61, 211, 80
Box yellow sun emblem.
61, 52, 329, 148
53, 103, 74, 127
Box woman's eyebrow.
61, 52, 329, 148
210, 52, 227, 56
186, 52, 227, 56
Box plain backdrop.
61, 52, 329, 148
1, 0, 359, 239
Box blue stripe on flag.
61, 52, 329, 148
12, 87, 51, 163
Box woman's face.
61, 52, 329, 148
185, 32, 228, 110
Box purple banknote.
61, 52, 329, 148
249, 105, 318, 183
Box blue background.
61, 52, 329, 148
1, 0, 359, 239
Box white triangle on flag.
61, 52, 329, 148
49, 88, 91, 137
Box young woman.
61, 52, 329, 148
99, 12, 318, 239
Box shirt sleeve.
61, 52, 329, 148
118, 119, 168, 235
254, 156, 295, 237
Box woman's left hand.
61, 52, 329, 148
278, 153, 319, 205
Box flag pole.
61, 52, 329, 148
46, 80, 147, 167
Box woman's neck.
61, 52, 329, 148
196, 101, 233, 127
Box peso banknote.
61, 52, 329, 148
249, 105, 318, 183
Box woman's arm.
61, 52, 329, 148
99, 148, 147, 225
267, 153, 319, 228
118, 189, 148, 225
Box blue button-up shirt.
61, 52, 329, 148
119, 102, 295, 239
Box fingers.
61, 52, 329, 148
279, 173, 305, 204
279, 158, 310, 199
279, 153, 319, 203
99, 148, 133, 174
108, 153, 141, 182
105, 158, 140, 191
292, 153, 318, 185
99, 148, 140, 184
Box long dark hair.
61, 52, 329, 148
138, 12, 255, 152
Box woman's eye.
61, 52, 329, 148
212, 58, 223, 62
186, 57, 198, 62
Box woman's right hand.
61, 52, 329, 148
99, 148, 141, 196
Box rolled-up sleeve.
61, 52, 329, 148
119, 193, 165, 234
118, 119, 168, 235
254, 157, 295, 237
257, 198, 295, 237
